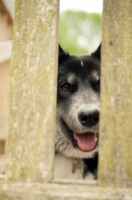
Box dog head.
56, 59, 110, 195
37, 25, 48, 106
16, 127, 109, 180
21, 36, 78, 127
56, 45, 101, 159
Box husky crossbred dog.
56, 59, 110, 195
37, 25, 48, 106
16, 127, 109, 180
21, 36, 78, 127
54, 45, 101, 180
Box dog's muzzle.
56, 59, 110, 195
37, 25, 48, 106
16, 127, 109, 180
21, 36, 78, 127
74, 108, 99, 151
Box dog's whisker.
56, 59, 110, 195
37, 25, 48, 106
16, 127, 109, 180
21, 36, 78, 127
61, 142, 70, 152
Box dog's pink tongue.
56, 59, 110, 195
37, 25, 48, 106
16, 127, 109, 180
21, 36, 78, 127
74, 132, 96, 151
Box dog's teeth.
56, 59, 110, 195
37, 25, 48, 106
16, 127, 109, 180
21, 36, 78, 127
95, 137, 97, 142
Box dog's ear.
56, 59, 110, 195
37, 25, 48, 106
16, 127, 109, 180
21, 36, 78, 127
59, 45, 69, 57
91, 44, 101, 60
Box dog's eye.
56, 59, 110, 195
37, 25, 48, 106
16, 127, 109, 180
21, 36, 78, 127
60, 83, 70, 91
95, 80, 100, 91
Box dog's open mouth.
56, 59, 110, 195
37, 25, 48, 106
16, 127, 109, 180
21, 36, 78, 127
74, 132, 98, 152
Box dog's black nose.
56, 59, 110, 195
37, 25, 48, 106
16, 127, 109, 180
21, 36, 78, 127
78, 110, 99, 127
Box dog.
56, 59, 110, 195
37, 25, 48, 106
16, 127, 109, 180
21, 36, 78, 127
54, 44, 101, 180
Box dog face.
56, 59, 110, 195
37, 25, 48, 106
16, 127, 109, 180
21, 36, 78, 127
56, 45, 100, 159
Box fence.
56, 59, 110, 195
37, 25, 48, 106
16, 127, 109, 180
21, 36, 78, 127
0, 0, 132, 199
0, 0, 13, 172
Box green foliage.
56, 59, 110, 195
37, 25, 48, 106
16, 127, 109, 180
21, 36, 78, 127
59, 10, 102, 55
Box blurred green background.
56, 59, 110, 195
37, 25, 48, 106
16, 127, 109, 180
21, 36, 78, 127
59, 10, 102, 55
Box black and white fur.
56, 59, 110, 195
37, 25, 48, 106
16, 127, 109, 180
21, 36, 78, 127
54, 45, 101, 179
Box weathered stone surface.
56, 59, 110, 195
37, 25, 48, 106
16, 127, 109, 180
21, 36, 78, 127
99, 0, 132, 187
6, 0, 59, 181
0, 181, 132, 200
